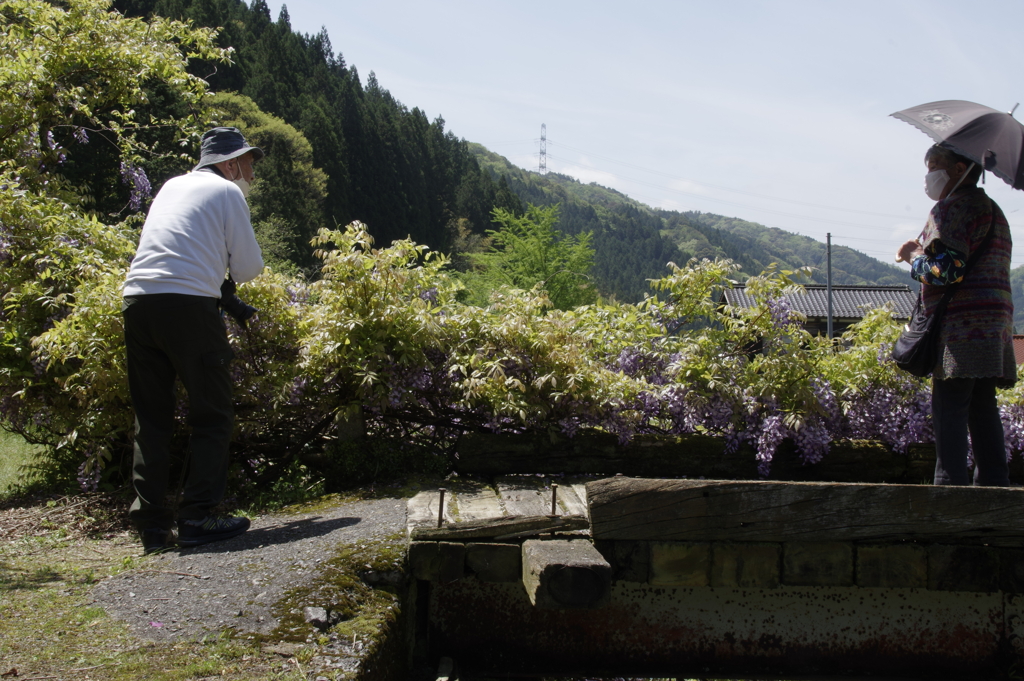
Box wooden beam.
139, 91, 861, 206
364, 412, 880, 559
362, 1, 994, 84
521, 539, 611, 609
587, 477, 1024, 546
410, 515, 588, 541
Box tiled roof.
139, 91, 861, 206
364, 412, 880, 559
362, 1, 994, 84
720, 285, 918, 320
1014, 335, 1024, 365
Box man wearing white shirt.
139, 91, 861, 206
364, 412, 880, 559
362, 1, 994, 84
122, 127, 264, 554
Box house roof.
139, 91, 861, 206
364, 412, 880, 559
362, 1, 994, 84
1014, 335, 1024, 365
719, 284, 918, 321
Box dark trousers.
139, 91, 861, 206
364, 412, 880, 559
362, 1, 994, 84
123, 294, 235, 530
932, 377, 1009, 486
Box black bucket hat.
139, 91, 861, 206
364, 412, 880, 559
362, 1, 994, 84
193, 127, 264, 170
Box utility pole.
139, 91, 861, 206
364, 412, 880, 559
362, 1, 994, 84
539, 123, 547, 175
827, 233, 834, 340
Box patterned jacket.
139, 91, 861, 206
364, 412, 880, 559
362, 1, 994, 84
916, 187, 1016, 385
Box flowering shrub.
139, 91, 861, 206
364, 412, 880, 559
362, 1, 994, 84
0, 0, 229, 208
998, 370, 1024, 456
0, 0, 231, 490
0, 173, 137, 487
10, 214, 993, 492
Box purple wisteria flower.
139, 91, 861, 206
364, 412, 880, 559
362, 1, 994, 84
793, 419, 830, 465
419, 287, 439, 304
766, 297, 798, 329
120, 162, 152, 211
77, 459, 102, 492
756, 413, 787, 476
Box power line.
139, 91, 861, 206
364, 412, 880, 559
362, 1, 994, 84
546, 139, 911, 220
486, 139, 537, 146
544, 153, 900, 233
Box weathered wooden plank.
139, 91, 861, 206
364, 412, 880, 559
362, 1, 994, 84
449, 481, 504, 522
521, 539, 611, 609
587, 477, 1024, 546
411, 515, 589, 541
571, 483, 588, 508
556, 484, 587, 518
407, 488, 457, 538
497, 476, 554, 517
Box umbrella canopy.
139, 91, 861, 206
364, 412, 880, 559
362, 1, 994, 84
891, 100, 1024, 190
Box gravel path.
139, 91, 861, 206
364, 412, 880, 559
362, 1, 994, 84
90, 496, 406, 643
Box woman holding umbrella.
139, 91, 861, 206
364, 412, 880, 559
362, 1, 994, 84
895, 141, 1016, 486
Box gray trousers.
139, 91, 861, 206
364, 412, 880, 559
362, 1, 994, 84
932, 377, 1009, 486
123, 294, 235, 530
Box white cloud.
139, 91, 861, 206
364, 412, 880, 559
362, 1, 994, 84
668, 178, 713, 196
508, 154, 539, 173
557, 164, 619, 188
891, 221, 924, 243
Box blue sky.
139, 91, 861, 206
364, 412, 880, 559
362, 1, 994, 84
273, 0, 1024, 269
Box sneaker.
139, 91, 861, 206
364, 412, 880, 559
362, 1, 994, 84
177, 516, 250, 547
139, 527, 175, 555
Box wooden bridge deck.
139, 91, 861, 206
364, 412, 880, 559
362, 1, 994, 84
407, 476, 1024, 679
407, 476, 591, 541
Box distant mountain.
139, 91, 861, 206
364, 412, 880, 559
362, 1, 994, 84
470, 145, 912, 302
672, 213, 910, 287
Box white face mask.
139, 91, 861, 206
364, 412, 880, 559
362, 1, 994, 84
924, 169, 949, 201
232, 177, 251, 198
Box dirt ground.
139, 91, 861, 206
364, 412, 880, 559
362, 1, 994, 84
0, 490, 413, 681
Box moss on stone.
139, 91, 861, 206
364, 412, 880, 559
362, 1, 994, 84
270, 531, 406, 642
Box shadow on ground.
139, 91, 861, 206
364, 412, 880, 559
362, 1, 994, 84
179, 515, 362, 556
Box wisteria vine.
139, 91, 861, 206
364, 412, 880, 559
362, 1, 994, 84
6, 219, 1024, 492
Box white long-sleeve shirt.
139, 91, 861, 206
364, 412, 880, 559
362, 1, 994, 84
123, 170, 264, 298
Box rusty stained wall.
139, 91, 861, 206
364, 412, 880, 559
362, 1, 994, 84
430, 580, 1024, 679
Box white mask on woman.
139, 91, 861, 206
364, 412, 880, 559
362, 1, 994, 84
924, 169, 949, 201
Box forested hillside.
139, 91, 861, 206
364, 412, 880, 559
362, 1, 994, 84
113, 0, 516, 268
115, 0, 911, 303
470, 145, 911, 298
677, 214, 909, 287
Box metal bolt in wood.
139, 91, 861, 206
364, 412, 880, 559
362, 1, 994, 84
437, 488, 446, 528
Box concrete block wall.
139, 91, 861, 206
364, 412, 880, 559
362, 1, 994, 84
410, 538, 1024, 596
410, 541, 521, 583
594, 539, 1024, 593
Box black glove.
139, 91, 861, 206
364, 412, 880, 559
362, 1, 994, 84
219, 278, 257, 323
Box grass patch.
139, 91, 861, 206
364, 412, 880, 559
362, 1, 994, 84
0, 429, 44, 495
